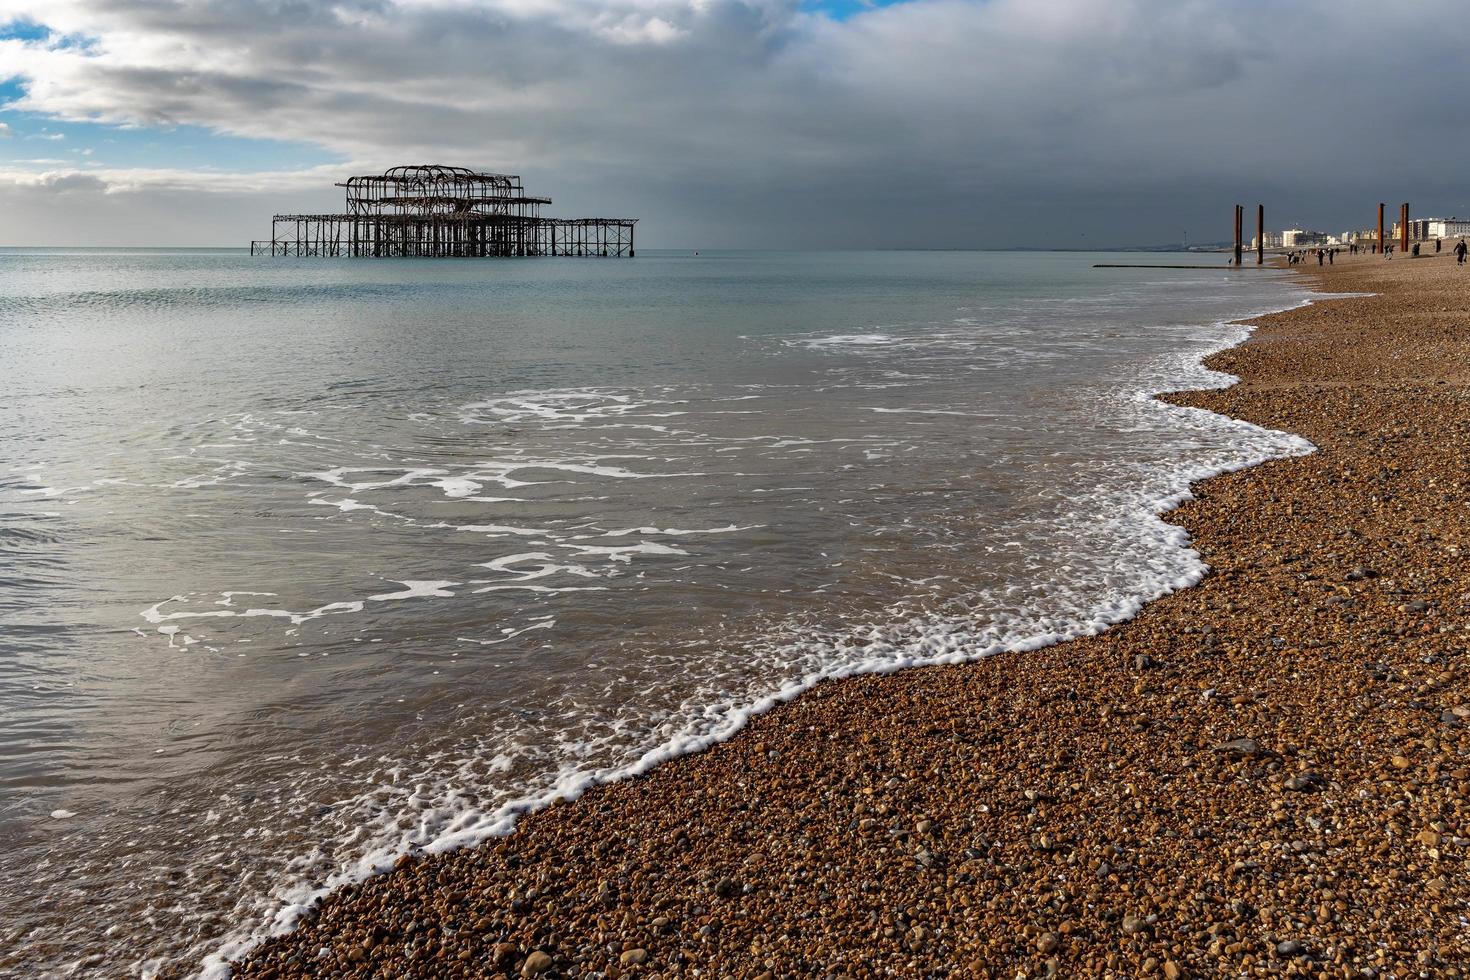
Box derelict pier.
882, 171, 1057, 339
250, 165, 636, 258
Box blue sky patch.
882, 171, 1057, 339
803, 0, 911, 21
0, 19, 50, 42
0, 111, 341, 171
0, 56, 337, 173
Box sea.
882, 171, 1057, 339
0, 248, 1318, 976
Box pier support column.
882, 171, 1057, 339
1378, 203, 1385, 254
1257, 204, 1264, 265
1401, 203, 1410, 252
1234, 204, 1243, 266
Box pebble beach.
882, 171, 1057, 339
233, 252, 1470, 979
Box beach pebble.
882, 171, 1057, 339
1283, 771, 1323, 792
520, 950, 553, 976
1212, 738, 1262, 758
1121, 914, 1149, 936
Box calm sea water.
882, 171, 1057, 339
0, 249, 1315, 976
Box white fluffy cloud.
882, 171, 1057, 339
1, 0, 1467, 246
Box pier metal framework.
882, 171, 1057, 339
250, 165, 636, 258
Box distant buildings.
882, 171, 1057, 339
1425, 218, 1470, 239
1388, 218, 1470, 241
1281, 228, 1328, 247
1250, 218, 1469, 252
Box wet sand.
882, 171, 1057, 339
234, 252, 1470, 979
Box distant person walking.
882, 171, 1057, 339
1436, 238, 1443, 253
1317, 249, 1324, 266
1412, 242, 1421, 258
1457, 239, 1468, 264
1328, 248, 1334, 264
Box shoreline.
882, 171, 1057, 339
204, 274, 1319, 976
233, 253, 1470, 978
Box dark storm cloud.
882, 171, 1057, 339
1, 0, 1467, 246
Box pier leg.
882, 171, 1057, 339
1378, 203, 1385, 254
1234, 205, 1243, 266
1257, 204, 1264, 265
1401, 203, 1410, 253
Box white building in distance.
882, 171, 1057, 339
1427, 218, 1470, 238
1282, 228, 1328, 247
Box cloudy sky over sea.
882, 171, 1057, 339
1, 0, 1467, 247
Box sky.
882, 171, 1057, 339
0, 0, 1468, 248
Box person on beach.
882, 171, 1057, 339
1317, 249, 1324, 266
1457, 239, 1467, 264
1328, 249, 1334, 264
1436, 238, 1442, 253
1412, 242, 1420, 258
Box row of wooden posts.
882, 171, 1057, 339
1231, 202, 1412, 265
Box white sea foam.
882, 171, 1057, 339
792, 332, 896, 347
592, 524, 761, 537
866, 407, 981, 417
457, 620, 557, 646
367, 581, 459, 602
562, 541, 689, 563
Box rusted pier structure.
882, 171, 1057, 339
250, 165, 636, 258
